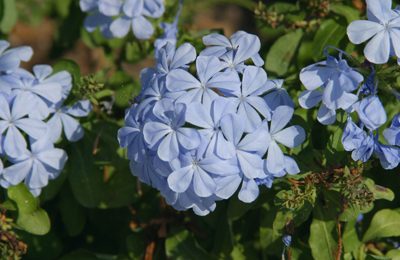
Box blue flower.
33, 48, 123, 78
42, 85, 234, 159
154, 0, 183, 50
143, 99, 201, 161
47, 100, 92, 142
167, 139, 238, 198
264, 79, 294, 111
355, 95, 387, 131
118, 104, 148, 162
129, 151, 165, 187
109, 0, 164, 39
200, 31, 264, 71
166, 56, 241, 106
80, 0, 165, 40
342, 118, 375, 162
264, 106, 305, 174
185, 97, 237, 159
352, 133, 375, 162
342, 117, 366, 151
282, 235, 292, 247
3, 66, 66, 119
347, 0, 400, 64
375, 141, 400, 170
342, 117, 400, 168
155, 43, 196, 78
0, 41, 32, 76
80, 0, 98, 11
137, 77, 184, 118
0, 94, 47, 158
299, 55, 362, 124
216, 115, 270, 203
228, 66, 274, 132
80, 0, 113, 38
383, 114, 400, 146
0, 138, 67, 196
255, 175, 274, 188
360, 69, 377, 96
118, 30, 303, 215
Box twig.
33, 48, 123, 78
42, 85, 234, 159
335, 220, 343, 260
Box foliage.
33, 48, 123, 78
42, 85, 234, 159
0, 0, 399, 259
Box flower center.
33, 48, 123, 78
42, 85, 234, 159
192, 159, 200, 167
383, 22, 391, 30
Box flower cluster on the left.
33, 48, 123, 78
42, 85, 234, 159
0, 41, 92, 196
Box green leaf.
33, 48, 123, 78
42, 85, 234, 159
53, 59, 81, 85
20, 230, 63, 259
7, 184, 50, 235
267, 2, 298, 13
365, 179, 395, 201
363, 209, 400, 242
265, 29, 303, 76
58, 186, 86, 237
309, 205, 338, 260
0, 0, 17, 33
312, 19, 346, 60
54, 0, 72, 18
343, 219, 362, 255
330, 4, 360, 23
60, 250, 98, 260
68, 121, 137, 208
227, 195, 254, 221
166, 230, 212, 260
259, 205, 282, 256
386, 249, 400, 260
126, 233, 146, 259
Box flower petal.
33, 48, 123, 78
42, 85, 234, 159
364, 30, 390, 64
176, 128, 201, 150
167, 165, 194, 193
270, 105, 294, 134
273, 125, 305, 148
298, 90, 323, 109
266, 141, 285, 174
132, 16, 154, 40
110, 16, 131, 38
238, 178, 259, 203
317, 104, 336, 125
157, 132, 179, 161
60, 114, 84, 142
347, 20, 383, 44
193, 167, 216, 197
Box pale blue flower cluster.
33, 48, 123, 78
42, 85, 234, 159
299, 0, 400, 169
347, 0, 400, 64
299, 53, 363, 125
0, 41, 92, 196
300, 53, 400, 169
118, 31, 305, 215
80, 0, 165, 40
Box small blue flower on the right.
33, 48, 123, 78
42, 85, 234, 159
299, 0, 400, 170
347, 0, 400, 64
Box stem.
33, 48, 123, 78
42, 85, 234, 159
335, 221, 343, 260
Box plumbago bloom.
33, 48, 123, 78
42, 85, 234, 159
299, 53, 363, 125
300, 49, 399, 169
299, 0, 400, 169
80, 0, 165, 40
0, 41, 92, 196
118, 31, 305, 215
347, 0, 400, 64
0, 41, 32, 75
